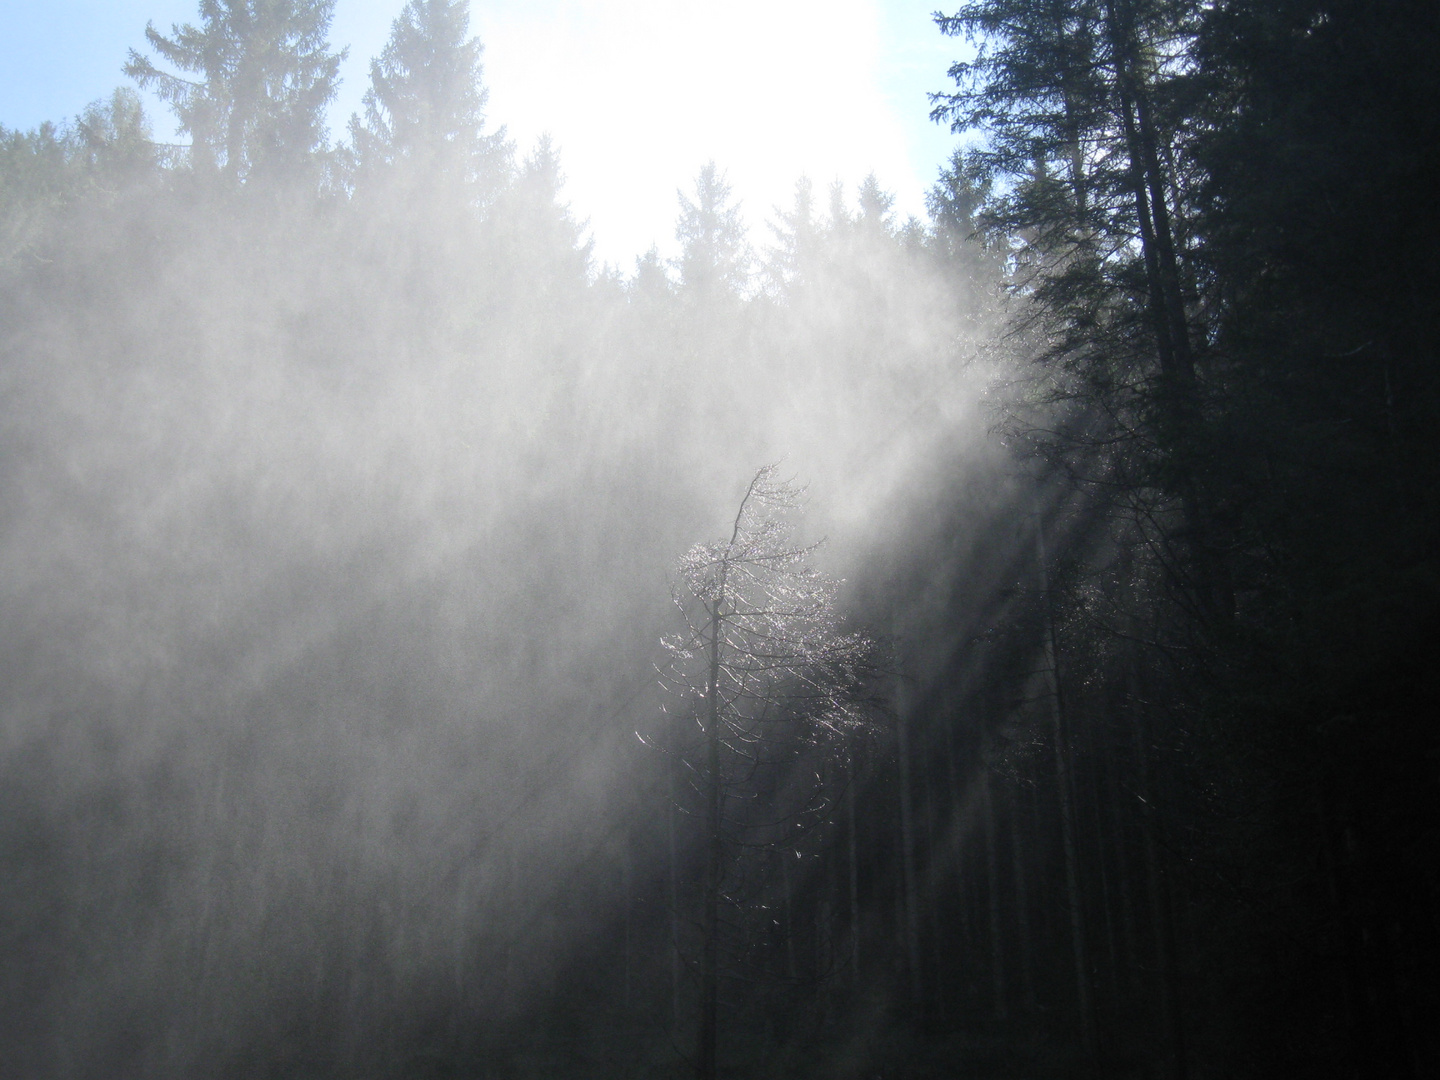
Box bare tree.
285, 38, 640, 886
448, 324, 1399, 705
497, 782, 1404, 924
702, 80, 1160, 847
658, 465, 884, 1080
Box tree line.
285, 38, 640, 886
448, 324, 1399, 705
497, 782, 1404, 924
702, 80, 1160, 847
0, 0, 1435, 1078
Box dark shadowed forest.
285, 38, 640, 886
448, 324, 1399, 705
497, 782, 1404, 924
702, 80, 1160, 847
1, 1, 1437, 1078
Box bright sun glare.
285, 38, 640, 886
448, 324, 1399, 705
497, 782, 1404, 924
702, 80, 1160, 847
3, 0, 954, 270
468, 0, 921, 268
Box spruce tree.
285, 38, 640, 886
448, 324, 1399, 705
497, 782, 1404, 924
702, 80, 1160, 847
126, 0, 344, 184
762, 176, 821, 295
348, 0, 506, 200
932, 0, 1221, 615
675, 161, 750, 302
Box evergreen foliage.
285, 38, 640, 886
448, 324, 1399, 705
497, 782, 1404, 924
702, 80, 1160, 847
348, 0, 506, 199
675, 161, 750, 301
125, 0, 344, 183
930, 0, 1440, 1075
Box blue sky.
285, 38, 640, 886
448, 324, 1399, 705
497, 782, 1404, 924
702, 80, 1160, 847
1, 1, 965, 266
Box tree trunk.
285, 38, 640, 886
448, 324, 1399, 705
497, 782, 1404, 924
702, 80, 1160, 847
895, 674, 924, 1009
944, 718, 974, 1011
1098, 721, 1143, 1000
1037, 510, 1097, 1056
1130, 673, 1188, 1080
920, 729, 944, 1020
668, 770, 682, 1035
698, 598, 723, 1080
1083, 714, 1122, 1013
622, 832, 633, 1013
783, 850, 797, 981
982, 767, 1007, 1020
1007, 779, 1037, 1013
847, 778, 860, 987
1103, 0, 1232, 625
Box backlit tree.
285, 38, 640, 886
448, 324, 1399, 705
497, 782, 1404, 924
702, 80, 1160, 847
659, 466, 884, 1080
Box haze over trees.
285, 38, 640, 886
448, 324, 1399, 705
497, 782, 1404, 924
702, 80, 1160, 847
0, 1, 1435, 1078
125, 0, 345, 184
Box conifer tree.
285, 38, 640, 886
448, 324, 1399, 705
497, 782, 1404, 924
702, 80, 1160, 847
931, 3, 1440, 1075
126, 0, 344, 184
348, 0, 506, 199
493, 136, 591, 289
855, 173, 895, 234
763, 176, 821, 295
675, 161, 750, 301
1, 123, 72, 257
932, 0, 1221, 614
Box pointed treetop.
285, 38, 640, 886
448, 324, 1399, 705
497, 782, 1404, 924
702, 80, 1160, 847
126, 0, 345, 184
350, 0, 506, 192
675, 161, 750, 298
764, 176, 824, 292
856, 174, 895, 233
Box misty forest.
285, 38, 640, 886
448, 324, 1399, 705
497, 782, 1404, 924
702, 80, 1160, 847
2, 1, 1437, 1078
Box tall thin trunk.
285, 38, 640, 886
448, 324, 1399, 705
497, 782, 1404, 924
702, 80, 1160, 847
698, 597, 723, 1080
1007, 779, 1037, 1013
1103, 0, 1232, 624
1102, 0, 1191, 394
1099, 721, 1143, 1000
783, 851, 797, 981
944, 715, 972, 1007
920, 729, 944, 1020
1132, 85, 1194, 380
982, 767, 1008, 1019
895, 676, 924, 1009
1114, 65, 1179, 395
847, 779, 860, 985
1131, 676, 1188, 1080
1037, 510, 1097, 1056
1083, 717, 1122, 1009
668, 770, 682, 1034
622, 833, 633, 1012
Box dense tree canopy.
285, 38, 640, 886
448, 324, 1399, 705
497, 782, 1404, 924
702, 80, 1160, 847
932, 0, 1440, 1075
